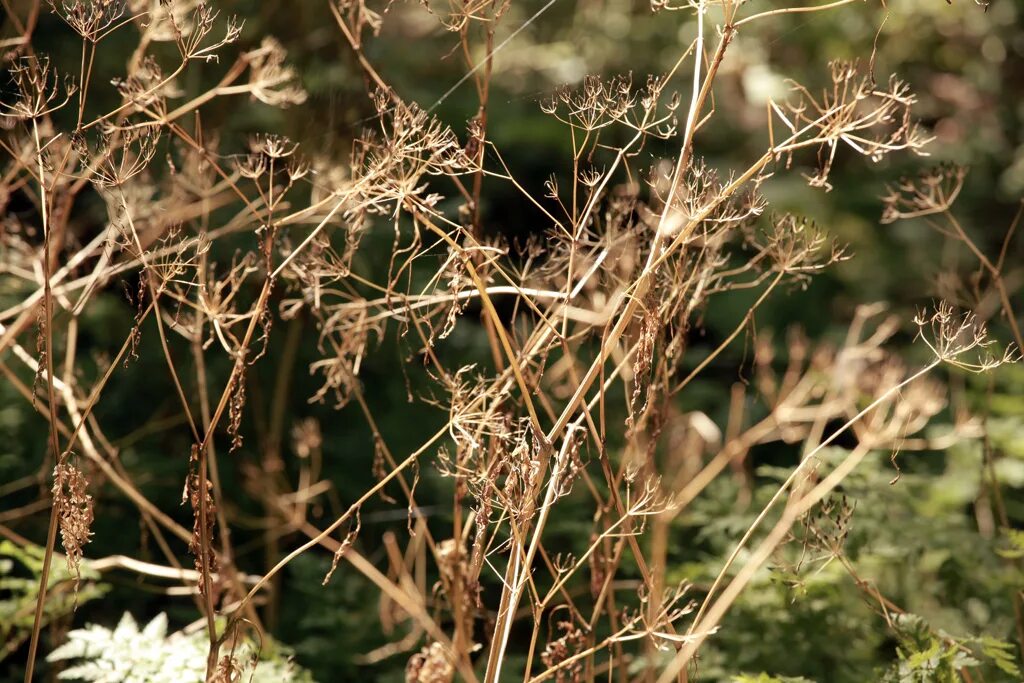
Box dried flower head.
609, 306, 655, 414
406, 641, 454, 683
541, 621, 587, 682
244, 38, 308, 107
75, 127, 161, 188
880, 164, 967, 224
914, 302, 1019, 371
111, 56, 182, 116
51, 0, 127, 41
52, 461, 95, 599
0, 55, 77, 121
772, 60, 932, 190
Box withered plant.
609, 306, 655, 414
0, 0, 1019, 682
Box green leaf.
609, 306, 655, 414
979, 635, 1021, 677
995, 529, 1024, 560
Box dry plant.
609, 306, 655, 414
0, 0, 1018, 682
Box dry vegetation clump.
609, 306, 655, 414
0, 0, 1020, 681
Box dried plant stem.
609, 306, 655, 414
25, 117, 66, 683
734, 0, 864, 27
229, 424, 450, 620
660, 359, 941, 682
943, 212, 1023, 351
297, 522, 481, 683
488, 427, 583, 681
197, 280, 274, 675
328, 2, 391, 94
2, 2, 1013, 680
672, 270, 785, 394
419, 213, 546, 435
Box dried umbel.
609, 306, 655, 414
743, 213, 849, 284
335, 0, 386, 47
210, 654, 243, 683
437, 246, 471, 341
914, 302, 1019, 371
52, 462, 95, 597
51, 0, 128, 41
787, 494, 857, 576
74, 127, 161, 188
772, 60, 932, 190
405, 641, 455, 683
0, 55, 77, 121
291, 418, 323, 458
495, 428, 545, 525
112, 55, 182, 114
880, 164, 967, 223
428, 0, 511, 33
349, 90, 477, 219
540, 620, 587, 683
131, 0, 202, 42
653, 160, 765, 238
308, 305, 380, 407
541, 73, 675, 136
174, 3, 243, 62
243, 37, 308, 107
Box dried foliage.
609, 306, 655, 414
51, 462, 94, 596
0, 0, 1020, 681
